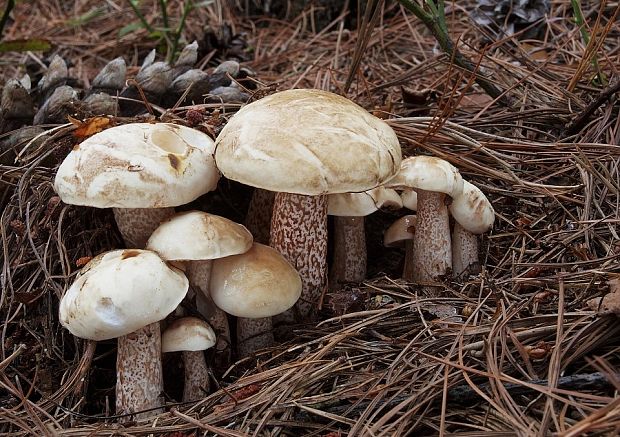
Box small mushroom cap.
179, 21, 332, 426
210, 243, 302, 318
328, 186, 402, 216
161, 317, 216, 352
215, 89, 402, 195
450, 180, 495, 234
386, 156, 463, 198
59, 249, 188, 341
147, 211, 253, 261
384, 215, 416, 247
54, 123, 220, 208
401, 189, 417, 211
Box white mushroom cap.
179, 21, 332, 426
328, 186, 402, 217
59, 249, 188, 340
384, 215, 416, 247
386, 156, 463, 198
161, 317, 216, 352
450, 180, 495, 234
146, 211, 253, 261
54, 123, 220, 208
210, 243, 302, 318
215, 89, 402, 195
401, 189, 417, 211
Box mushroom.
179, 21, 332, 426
449, 180, 494, 276
215, 89, 401, 321
59, 249, 188, 418
162, 317, 216, 402
386, 156, 463, 287
146, 210, 253, 369
328, 186, 402, 289
401, 189, 418, 211
210, 243, 302, 357
384, 215, 417, 280
54, 123, 220, 248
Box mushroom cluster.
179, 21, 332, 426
385, 156, 495, 286
54, 120, 302, 417
215, 89, 402, 320
52, 84, 496, 420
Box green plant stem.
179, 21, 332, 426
570, 0, 606, 85
126, 0, 154, 33
158, 0, 169, 30
397, 0, 509, 105
0, 0, 15, 41
168, 1, 193, 63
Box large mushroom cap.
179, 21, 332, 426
59, 249, 188, 340
215, 89, 402, 195
386, 156, 463, 198
161, 317, 216, 352
210, 243, 302, 318
328, 186, 402, 217
54, 123, 220, 208
450, 180, 495, 234
146, 211, 253, 261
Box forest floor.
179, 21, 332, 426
1, 0, 620, 435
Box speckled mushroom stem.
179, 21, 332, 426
182, 350, 210, 402
270, 192, 328, 321
116, 322, 163, 419
113, 207, 175, 248
237, 317, 274, 358
330, 216, 366, 289
452, 222, 480, 276
245, 189, 276, 244
411, 189, 452, 288
186, 261, 231, 370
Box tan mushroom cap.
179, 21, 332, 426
146, 211, 253, 261
210, 243, 302, 318
386, 156, 463, 198
384, 215, 417, 247
450, 180, 495, 234
54, 123, 220, 208
161, 317, 216, 352
215, 89, 402, 195
328, 186, 402, 217
59, 249, 188, 340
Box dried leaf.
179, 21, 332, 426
71, 116, 111, 139
76, 256, 93, 267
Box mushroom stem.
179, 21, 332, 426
237, 317, 274, 357
116, 322, 163, 419
330, 216, 366, 289
113, 207, 175, 248
181, 350, 210, 402
245, 189, 275, 244
452, 222, 480, 276
411, 189, 452, 288
186, 261, 231, 370
270, 192, 328, 320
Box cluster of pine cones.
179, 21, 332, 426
0, 40, 257, 165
